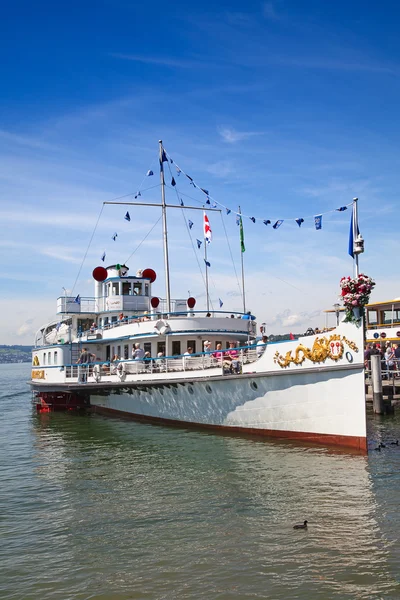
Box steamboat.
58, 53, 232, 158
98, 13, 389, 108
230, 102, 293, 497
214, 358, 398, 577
31, 142, 367, 452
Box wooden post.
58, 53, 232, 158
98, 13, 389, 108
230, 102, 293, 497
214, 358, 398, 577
371, 354, 384, 414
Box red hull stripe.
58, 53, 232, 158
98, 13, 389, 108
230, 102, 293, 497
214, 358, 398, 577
91, 405, 368, 453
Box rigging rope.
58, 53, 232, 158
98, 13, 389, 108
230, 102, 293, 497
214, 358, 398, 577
165, 160, 214, 310
71, 203, 105, 295
124, 216, 163, 265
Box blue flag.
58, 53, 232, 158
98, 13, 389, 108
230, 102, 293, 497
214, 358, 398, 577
170, 158, 174, 164
348, 203, 359, 258
176, 166, 181, 175
206, 197, 211, 205
146, 170, 153, 176
188, 220, 193, 229
263, 220, 271, 226
201, 188, 209, 195
336, 206, 347, 212
74, 295, 81, 304
161, 150, 167, 162
101, 251, 106, 262
171, 177, 176, 187
134, 191, 141, 199
236, 214, 240, 226
250, 217, 256, 223
314, 215, 322, 230
219, 298, 223, 308
180, 199, 184, 206
204, 259, 211, 267
196, 239, 202, 249
212, 202, 217, 208
273, 220, 283, 229
124, 211, 130, 222
226, 208, 231, 215
295, 218, 304, 227
112, 233, 118, 241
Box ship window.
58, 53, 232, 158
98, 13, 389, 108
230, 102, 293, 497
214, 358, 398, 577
144, 284, 149, 296
157, 341, 166, 356
187, 340, 196, 353
124, 345, 129, 359
48, 352, 52, 365
117, 346, 121, 358
54, 351, 58, 365
112, 282, 119, 295
106, 345, 110, 361
133, 282, 142, 295
383, 310, 396, 324
122, 282, 131, 295
111, 316, 118, 324
216, 341, 222, 349
43, 353, 46, 365
172, 341, 181, 356
367, 310, 377, 325
144, 342, 152, 355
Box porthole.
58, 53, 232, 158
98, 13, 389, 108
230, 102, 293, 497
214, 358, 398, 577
188, 386, 194, 395
205, 384, 212, 394
250, 381, 258, 390
346, 352, 353, 363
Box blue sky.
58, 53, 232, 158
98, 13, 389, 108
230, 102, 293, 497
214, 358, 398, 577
1, 0, 399, 344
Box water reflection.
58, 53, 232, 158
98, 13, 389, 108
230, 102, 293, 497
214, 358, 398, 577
27, 411, 400, 599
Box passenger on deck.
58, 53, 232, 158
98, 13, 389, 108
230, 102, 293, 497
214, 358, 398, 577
89, 322, 97, 333
257, 335, 268, 358
77, 348, 95, 364
212, 343, 224, 362
225, 341, 241, 373
132, 343, 145, 361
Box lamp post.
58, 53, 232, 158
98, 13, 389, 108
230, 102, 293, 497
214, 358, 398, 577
333, 303, 341, 326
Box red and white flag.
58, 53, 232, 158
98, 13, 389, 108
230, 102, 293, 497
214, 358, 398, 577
203, 212, 212, 244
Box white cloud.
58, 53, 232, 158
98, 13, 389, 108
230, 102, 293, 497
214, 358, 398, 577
218, 126, 265, 144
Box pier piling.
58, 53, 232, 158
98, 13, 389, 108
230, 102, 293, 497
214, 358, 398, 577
371, 355, 384, 414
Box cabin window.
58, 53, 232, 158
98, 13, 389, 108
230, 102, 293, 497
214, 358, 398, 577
216, 341, 222, 349
112, 282, 119, 295
144, 342, 152, 355
54, 351, 58, 365
106, 345, 110, 361
47, 352, 51, 365
111, 316, 118, 324
187, 340, 196, 353
157, 341, 166, 356
103, 317, 109, 327
383, 310, 395, 324
133, 282, 142, 295
367, 310, 378, 326
172, 341, 181, 356
122, 282, 131, 295
43, 353, 46, 365
124, 345, 129, 359
144, 284, 149, 296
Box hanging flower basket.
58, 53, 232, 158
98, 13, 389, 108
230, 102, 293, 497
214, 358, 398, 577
339, 274, 375, 323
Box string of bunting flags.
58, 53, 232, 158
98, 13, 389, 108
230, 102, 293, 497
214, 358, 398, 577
159, 147, 352, 230
99, 147, 352, 264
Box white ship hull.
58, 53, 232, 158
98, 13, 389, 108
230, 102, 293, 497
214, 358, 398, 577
84, 321, 366, 451
90, 365, 366, 450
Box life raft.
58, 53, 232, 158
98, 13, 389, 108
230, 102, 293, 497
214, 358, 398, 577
154, 319, 171, 336
93, 364, 101, 382
117, 362, 127, 381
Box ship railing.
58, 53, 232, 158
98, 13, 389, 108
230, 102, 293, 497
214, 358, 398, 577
88, 310, 253, 333
64, 345, 262, 381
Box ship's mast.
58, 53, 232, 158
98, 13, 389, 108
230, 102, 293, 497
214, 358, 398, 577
238, 206, 246, 314
159, 140, 171, 313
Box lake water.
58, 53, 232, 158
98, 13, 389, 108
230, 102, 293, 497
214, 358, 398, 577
1, 363, 400, 599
